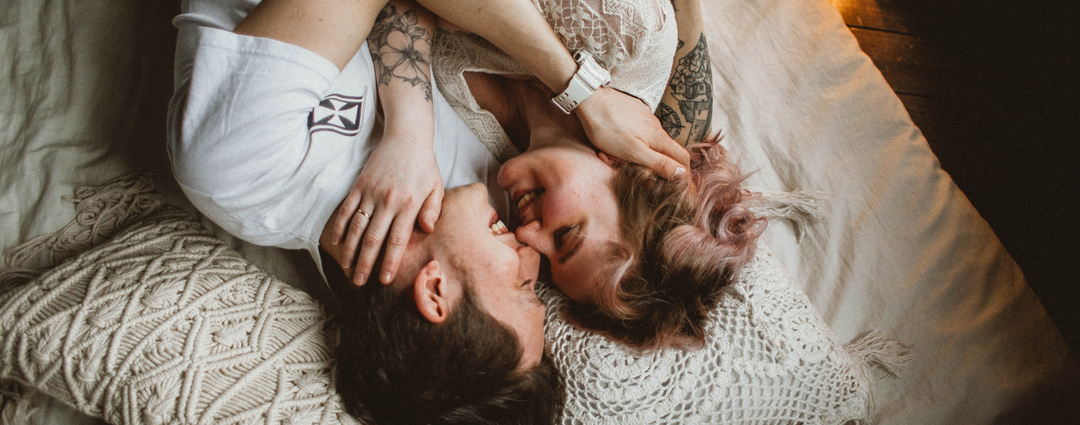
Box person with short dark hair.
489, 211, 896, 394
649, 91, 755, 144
167, 0, 575, 421
325, 184, 561, 425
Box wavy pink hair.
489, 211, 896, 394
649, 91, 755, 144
566, 139, 766, 349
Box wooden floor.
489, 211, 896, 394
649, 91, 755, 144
828, 0, 1080, 354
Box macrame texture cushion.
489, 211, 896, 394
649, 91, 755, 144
541, 242, 890, 424
0, 175, 905, 424
0, 206, 357, 425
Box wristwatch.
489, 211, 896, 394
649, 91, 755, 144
551, 51, 612, 114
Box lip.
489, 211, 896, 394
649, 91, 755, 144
510, 187, 532, 203
516, 192, 544, 225
514, 188, 544, 216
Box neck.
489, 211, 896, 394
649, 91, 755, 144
465, 73, 588, 151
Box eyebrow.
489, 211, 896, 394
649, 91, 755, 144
557, 225, 585, 264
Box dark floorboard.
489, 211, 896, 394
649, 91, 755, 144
830, 0, 1080, 355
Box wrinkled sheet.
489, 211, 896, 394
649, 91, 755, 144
701, 0, 1078, 422
0, 0, 1075, 423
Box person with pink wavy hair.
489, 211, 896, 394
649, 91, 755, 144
426, 0, 768, 349
462, 72, 767, 349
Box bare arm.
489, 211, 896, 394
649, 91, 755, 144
656, 0, 713, 145
233, 0, 389, 71
416, 0, 691, 178
415, 0, 577, 94
234, 0, 442, 285
330, 1, 444, 285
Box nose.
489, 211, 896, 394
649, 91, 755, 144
514, 220, 551, 255
497, 156, 522, 191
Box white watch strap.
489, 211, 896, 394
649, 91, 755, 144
552, 52, 611, 114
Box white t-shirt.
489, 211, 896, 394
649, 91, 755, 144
167, 0, 507, 271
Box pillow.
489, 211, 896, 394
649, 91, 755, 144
541, 242, 887, 424
0, 206, 358, 425
0, 175, 899, 425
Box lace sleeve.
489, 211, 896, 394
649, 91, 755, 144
433, 0, 678, 162
538, 0, 677, 108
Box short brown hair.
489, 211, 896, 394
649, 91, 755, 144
567, 141, 766, 349
327, 252, 562, 424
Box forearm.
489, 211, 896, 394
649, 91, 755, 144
369, 0, 436, 146
657, 0, 713, 145
421, 0, 690, 178
414, 0, 577, 94
234, 0, 390, 71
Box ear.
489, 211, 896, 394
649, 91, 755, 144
413, 260, 458, 324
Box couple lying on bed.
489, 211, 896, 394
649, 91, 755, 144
168, 0, 763, 423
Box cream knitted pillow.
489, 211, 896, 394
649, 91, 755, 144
0, 206, 357, 425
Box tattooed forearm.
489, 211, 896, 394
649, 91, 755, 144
657, 103, 683, 139
369, 4, 433, 101
668, 34, 713, 141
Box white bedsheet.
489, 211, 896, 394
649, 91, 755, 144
1, 0, 1075, 423
701, 0, 1079, 422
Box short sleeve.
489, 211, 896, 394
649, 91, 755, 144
167, 26, 377, 250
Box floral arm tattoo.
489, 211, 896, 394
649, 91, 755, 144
368, 4, 433, 101
664, 33, 713, 142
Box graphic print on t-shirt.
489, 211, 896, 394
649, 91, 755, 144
308, 94, 364, 136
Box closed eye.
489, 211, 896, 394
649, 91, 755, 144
553, 226, 572, 251
556, 223, 584, 264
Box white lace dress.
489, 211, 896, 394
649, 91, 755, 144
432, 0, 678, 162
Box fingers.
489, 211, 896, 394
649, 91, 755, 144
352, 206, 395, 285
378, 214, 416, 285
417, 185, 443, 233
650, 131, 692, 169
630, 121, 690, 179
339, 203, 374, 282
641, 149, 688, 181
332, 191, 363, 245
623, 130, 690, 180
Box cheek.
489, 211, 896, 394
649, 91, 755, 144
540, 188, 585, 225
517, 246, 541, 282
519, 303, 547, 368
551, 265, 596, 303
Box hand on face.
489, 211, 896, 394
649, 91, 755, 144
574, 86, 691, 180
329, 139, 444, 286
323, 183, 546, 368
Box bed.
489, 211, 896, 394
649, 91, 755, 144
1, 0, 1076, 423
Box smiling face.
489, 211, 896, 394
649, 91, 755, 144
497, 139, 622, 305
429, 183, 546, 369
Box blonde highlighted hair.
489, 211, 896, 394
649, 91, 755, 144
567, 139, 766, 349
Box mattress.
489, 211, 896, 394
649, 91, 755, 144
1, 0, 1075, 423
